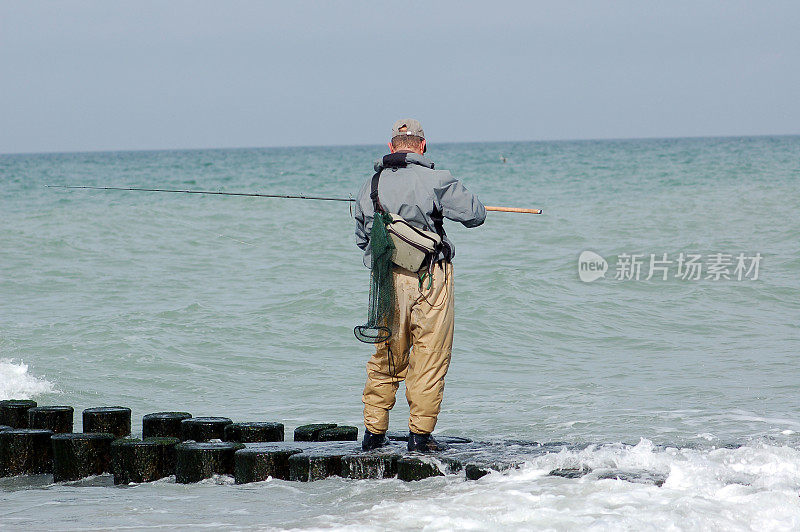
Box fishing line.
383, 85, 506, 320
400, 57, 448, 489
168, 217, 255, 247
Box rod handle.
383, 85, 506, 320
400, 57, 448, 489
486, 206, 542, 214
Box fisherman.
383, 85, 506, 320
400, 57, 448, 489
354, 119, 486, 452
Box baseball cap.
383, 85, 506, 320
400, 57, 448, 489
391, 118, 424, 139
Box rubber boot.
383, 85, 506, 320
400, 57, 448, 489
407, 431, 447, 453
362, 429, 390, 451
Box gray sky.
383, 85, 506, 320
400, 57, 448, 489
1, 1, 798, 154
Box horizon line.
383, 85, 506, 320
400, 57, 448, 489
2, 132, 798, 157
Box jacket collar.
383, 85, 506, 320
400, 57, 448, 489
374, 152, 434, 172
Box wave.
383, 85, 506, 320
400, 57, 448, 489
0, 358, 57, 400
324, 438, 800, 530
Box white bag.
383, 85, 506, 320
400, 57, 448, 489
385, 214, 441, 272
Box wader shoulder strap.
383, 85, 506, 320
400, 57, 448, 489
370, 170, 383, 214
431, 206, 451, 261
370, 153, 409, 214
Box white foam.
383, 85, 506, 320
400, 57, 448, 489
0, 358, 57, 400
327, 439, 800, 530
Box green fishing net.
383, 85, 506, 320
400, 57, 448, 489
354, 212, 396, 343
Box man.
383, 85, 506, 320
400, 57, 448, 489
354, 118, 486, 452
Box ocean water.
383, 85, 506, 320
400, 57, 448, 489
1, 136, 799, 530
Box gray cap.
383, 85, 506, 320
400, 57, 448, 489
391, 118, 424, 139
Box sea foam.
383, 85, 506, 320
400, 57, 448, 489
337, 439, 800, 531
0, 358, 56, 400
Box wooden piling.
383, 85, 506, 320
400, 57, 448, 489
175, 441, 244, 483
0, 429, 53, 476
27, 406, 74, 433
339, 453, 399, 479
293, 423, 337, 441
0, 400, 37, 428
233, 447, 302, 483
318, 426, 358, 442
180, 417, 232, 442
142, 412, 192, 439
83, 407, 131, 437
288, 452, 344, 482
396, 457, 462, 482
224, 422, 284, 443
465, 463, 490, 480
111, 437, 180, 484
51, 432, 116, 482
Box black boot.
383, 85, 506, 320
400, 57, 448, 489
362, 429, 390, 451
407, 431, 447, 453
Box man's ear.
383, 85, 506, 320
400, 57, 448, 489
388, 142, 396, 153
421, 139, 427, 154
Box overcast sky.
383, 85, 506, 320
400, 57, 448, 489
1, 1, 798, 154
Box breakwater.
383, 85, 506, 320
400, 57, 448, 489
1, 399, 525, 484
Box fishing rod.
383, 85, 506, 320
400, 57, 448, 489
45, 185, 543, 214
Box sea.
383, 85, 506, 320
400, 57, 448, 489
1, 136, 799, 530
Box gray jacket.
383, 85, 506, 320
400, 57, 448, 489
354, 152, 486, 268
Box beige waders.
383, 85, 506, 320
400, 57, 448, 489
362, 261, 454, 435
